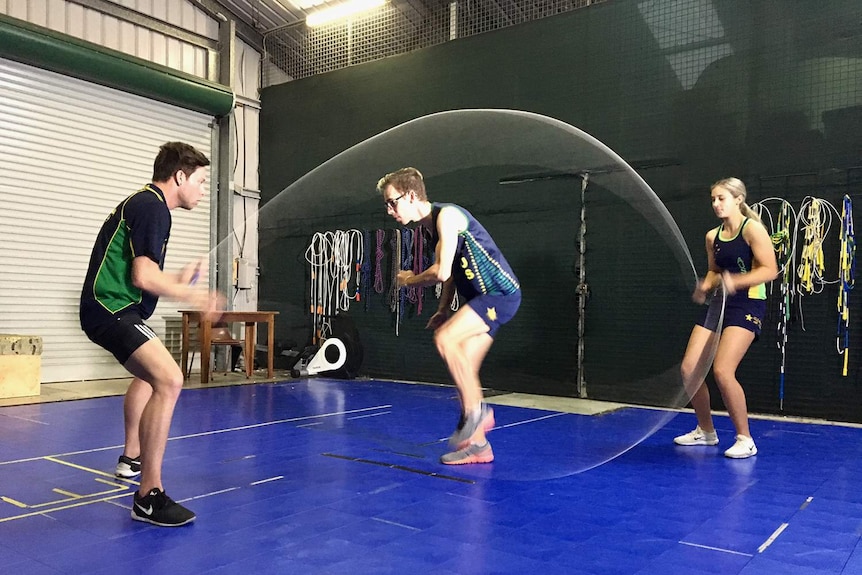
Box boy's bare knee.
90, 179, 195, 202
150, 365, 184, 397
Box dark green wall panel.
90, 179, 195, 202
260, 0, 862, 422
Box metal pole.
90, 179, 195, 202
577, 173, 589, 398
214, 18, 236, 372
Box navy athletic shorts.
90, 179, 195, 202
697, 295, 766, 338
465, 291, 522, 338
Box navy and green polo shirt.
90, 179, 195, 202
80, 184, 171, 330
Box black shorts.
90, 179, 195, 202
83, 313, 159, 365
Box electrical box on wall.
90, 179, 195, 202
235, 258, 254, 290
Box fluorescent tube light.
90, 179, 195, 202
306, 0, 386, 27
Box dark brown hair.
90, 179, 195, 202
152, 142, 210, 182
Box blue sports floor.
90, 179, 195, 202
1, 377, 862, 574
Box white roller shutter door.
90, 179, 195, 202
0, 58, 214, 382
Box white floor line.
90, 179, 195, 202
678, 541, 753, 557
757, 522, 789, 553
170, 405, 393, 440
373, 517, 421, 531
348, 411, 391, 420
0, 492, 131, 523
368, 483, 402, 495
0, 404, 392, 466
654, 405, 862, 430
0, 414, 50, 425
106, 498, 132, 510
430, 412, 568, 443
763, 429, 820, 437
753, 495, 812, 554
0, 446, 125, 466
494, 412, 568, 429
181, 487, 241, 502
250, 476, 283, 485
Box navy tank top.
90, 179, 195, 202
713, 218, 766, 301
430, 203, 520, 301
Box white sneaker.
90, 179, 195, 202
673, 426, 719, 446
724, 435, 757, 459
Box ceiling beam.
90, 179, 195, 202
191, 0, 266, 52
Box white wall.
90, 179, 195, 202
0, 0, 265, 376
0, 0, 263, 314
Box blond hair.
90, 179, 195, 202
712, 177, 761, 223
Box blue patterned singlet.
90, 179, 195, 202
430, 203, 520, 302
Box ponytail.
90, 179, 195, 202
740, 202, 761, 223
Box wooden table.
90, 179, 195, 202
180, 310, 278, 383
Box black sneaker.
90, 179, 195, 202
115, 455, 141, 478
131, 488, 196, 527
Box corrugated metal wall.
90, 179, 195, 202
0, 0, 264, 381
0, 0, 262, 240
0, 57, 214, 382
0, 0, 217, 77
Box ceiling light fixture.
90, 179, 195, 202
305, 0, 387, 27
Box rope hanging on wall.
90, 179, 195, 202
838, 195, 855, 376
796, 197, 840, 296
365, 227, 440, 331
351, 229, 364, 305
435, 281, 460, 311
400, 229, 413, 324
400, 227, 433, 316
305, 232, 329, 344
374, 229, 385, 294
754, 198, 797, 411
361, 229, 372, 310
305, 230, 364, 344
389, 230, 402, 335
405, 228, 423, 315
334, 229, 363, 313
755, 195, 850, 405
754, 198, 798, 279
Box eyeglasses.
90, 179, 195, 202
384, 192, 407, 210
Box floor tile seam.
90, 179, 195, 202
11, 378, 862, 433
754, 543, 856, 572
408, 383, 862, 431
1, 375, 279, 408
688, 492, 823, 558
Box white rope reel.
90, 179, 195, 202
300, 337, 347, 376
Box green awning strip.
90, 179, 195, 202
0, 13, 234, 117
